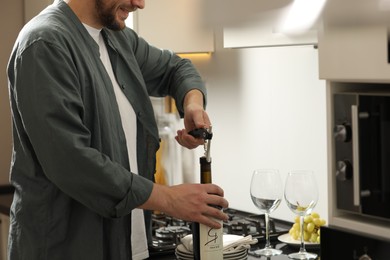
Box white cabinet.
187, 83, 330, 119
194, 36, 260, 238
320, 0, 390, 27
0, 213, 10, 260
220, 0, 322, 49
133, 0, 214, 53
318, 0, 390, 82
223, 8, 318, 48
318, 25, 390, 82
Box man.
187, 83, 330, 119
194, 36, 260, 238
6, 0, 229, 259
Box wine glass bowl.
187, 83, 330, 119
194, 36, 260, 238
284, 170, 319, 260
250, 169, 283, 257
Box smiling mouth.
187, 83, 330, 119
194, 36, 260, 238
117, 7, 129, 20
121, 6, 137, 12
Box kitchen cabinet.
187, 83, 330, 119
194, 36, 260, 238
321, 226, 390, 259
318, 25, 390, 82
318, 0, 390, 82
219, 0, 322, 49
133, 0, 214, 53
223, 8, 317, 48
0, 213, 9, 260
321, 0, 390, 27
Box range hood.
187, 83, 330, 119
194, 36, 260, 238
217, 0, 390, 49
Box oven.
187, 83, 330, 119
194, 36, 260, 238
333, 91, 390, 220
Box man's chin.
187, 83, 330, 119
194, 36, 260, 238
106, 21, 125, 31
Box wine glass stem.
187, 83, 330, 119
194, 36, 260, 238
299, 215, 307, 253
265, 213, 271, 248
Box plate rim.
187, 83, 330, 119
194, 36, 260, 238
277, 233, 320, 248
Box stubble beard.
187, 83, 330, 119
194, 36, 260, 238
95, 0, 124, 31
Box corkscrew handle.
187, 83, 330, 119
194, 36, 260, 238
188, 127, 213, 162
188, 128, 213, 140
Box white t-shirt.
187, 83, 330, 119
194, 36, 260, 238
84, 24, 149, 260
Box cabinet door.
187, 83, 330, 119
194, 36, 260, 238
223, 8, 318, 48
0, 214, 10, 260
134, 0, 214, 53
318, 25, 390, 82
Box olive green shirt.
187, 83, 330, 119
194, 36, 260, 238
6, 1, 206, 259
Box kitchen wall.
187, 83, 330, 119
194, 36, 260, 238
0, 2, 329, 223
187, 28, 328, 223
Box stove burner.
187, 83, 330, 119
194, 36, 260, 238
155, 226, 191, 239
151, 225, 192, 252
165, 216, 188, 227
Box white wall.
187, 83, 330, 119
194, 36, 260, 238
189, 29, 328, 223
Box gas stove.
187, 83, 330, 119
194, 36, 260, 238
222, 208, 291, 239
148, 208, 292, 258
149, 214, 192, 254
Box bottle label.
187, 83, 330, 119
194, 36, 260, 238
199, 219, 223, 259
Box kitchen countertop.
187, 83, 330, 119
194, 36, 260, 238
247, 243, 321, 260
148, 240, 321, 260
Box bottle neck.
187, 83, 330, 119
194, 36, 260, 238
200, 156, 212, 184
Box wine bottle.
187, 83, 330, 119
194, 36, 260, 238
192, 156, 223, 260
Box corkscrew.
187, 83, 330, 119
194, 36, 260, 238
188, 126, 213, 162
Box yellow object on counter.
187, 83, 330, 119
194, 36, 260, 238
154, 139, 167, 186
154, 140, 167, 215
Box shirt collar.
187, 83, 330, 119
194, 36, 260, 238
83, 23, 102, 44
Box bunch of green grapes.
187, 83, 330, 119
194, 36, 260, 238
288, 212, 326, 243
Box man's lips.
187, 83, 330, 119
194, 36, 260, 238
121, 6, 137, 12
118, 7, 130, 19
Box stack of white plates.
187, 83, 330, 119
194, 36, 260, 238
175, 244, 248, 260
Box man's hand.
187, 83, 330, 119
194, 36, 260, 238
175, 89, 211, 149
140, 183, 229, 229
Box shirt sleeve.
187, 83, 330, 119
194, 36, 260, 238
131, 31, 207, 116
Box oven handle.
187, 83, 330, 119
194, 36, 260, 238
351, 105, 361, 207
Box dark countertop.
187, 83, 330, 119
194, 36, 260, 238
0, 185, 14, 216
247, 242, 320, 260
148, 240, 321, 260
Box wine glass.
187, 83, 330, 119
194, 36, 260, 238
284, 170, 319, 260
250, 169, 283, 256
